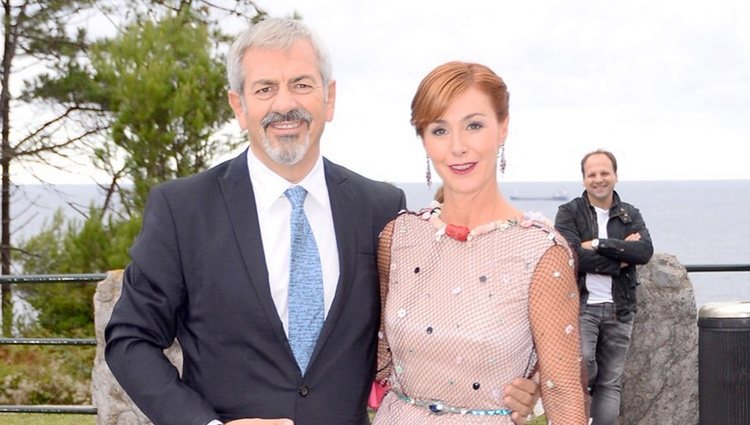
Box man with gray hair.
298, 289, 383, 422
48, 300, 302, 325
105, 18, 539, 425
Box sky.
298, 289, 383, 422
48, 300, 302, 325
15, 0, 750, 184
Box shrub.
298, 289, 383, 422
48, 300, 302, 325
0, 345, 94, 405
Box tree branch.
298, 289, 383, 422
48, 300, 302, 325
13, 104, 107, 151
18, 124, 107, 158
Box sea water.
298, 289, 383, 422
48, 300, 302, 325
11, 180, 750, 307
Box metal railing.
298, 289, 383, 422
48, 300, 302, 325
1, 266, 749, 416
0, 273, 105, 415
685, 264, 750, 273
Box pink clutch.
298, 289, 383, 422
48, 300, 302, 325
367, 380, 390, 409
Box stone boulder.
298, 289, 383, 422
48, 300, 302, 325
92, 270, 183, 425
619, 253, 698, 425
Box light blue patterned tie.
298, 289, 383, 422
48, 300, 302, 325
285, 186, 324, 374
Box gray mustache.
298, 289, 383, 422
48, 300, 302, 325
261, 109, 313, 130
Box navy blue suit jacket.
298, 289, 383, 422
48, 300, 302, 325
105, 151, 405, 425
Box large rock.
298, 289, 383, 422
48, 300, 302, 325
92, 270, 183, 425
619, 253, 698, 425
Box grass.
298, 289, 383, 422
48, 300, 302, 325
0, 413, 96, 425
529, 415, 548, 424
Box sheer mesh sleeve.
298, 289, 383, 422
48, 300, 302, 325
375, 220, 395, 383
529, 243, 589, 424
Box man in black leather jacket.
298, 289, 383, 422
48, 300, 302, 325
555, 149, 653, 425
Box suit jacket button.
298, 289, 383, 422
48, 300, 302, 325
299, 385, 310, 397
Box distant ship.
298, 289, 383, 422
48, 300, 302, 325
509, 190, 569, 202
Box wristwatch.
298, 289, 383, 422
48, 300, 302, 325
591, 238, 600, 250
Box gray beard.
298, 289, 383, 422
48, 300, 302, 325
259, 133, 311, 166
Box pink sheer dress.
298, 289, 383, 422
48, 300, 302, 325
373, 208, 587, 425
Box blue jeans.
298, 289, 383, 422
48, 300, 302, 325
580, 302, 634, 425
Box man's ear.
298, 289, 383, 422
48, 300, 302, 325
228, 91, 247, 130
325, 80, 336, 122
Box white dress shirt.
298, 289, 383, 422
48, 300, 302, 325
586, 205, 613, 304
246, 148, 340, 334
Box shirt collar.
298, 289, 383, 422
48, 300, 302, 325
246, 148, 327, 210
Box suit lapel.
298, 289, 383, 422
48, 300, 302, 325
217, 151, 289, 347
309, 159, 358, 363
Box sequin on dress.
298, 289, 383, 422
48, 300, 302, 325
373, 208, 587, 424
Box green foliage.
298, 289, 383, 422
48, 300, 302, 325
16, 207, 140, 336
0, 345, 94, 406
8, 0, 95, 69
19, 207, 140, 274
88, 9, 238, 210
15, 1, 100, 108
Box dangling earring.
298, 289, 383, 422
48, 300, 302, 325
425, 154, 432, 188
499, 145, 506, 176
